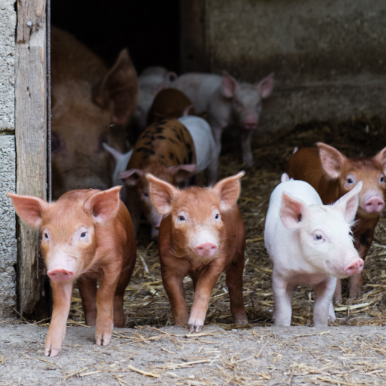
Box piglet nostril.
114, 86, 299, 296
365, 197, 385, 213
194, 242, 218, 257
344, 258, 364, 275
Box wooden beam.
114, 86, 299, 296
15, 0, 50, 319
180, 0, 208, 73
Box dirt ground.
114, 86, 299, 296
2, 116, 386, 385
1, 321, 386, 385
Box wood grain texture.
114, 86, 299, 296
180, 0, 208, 73
15, 2, 50, 319
16, 0, 46, 43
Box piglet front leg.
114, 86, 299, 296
45, 281, 73, 357
241, 129, 254, 167
313, 276, 337, 326
188, 267, 222, 332
95, 268, 119, 347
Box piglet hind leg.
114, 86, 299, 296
313, 277, 337, 327
272, 273, 293, 326
77, 276, 97, 326
226, 260, 248, 326
348, 273, 363, 299
95, 268, 120, 346
45, 281, 73, 357
188, 268, 222, 332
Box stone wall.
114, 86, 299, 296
0, 0, 17, 317
204, 0, 386, 133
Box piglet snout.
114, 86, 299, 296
194, 242, 218, 257
364, 197, 385, 213
344, 258, 364, 275
47, 268, 75, 282
244, 121, 257, 130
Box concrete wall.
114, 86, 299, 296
0, 0, 17, 317
205, 0, 386, 133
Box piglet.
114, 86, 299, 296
264, 179, 364, 326
286, 143, 386, 300
8, 187, 136, 356
172, 71, 274, 180
147, 172, 248, 331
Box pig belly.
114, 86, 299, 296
178, 116, 216, 173
281, 272, 330, 286
172, 74, 222, 113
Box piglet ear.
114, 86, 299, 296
168, 164, 196, 183
280, 193, 307, 230
146, 174, 179, 215
281, 173, 290, 183
221, 71, 240, 98
255, 73, 274, 99
213, 171, 244, 211
333, 181, 362, 223
93, 49, 138, 126
84, 186, 121, 223
317, 142, 347, 179
103, 142, 123, 162
7, 193, 48, 228
374, 147, 386, 172
119, 169, 144, 186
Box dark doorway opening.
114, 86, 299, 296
51, 0, 180, 73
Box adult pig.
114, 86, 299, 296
172, 71, 274, 178
8, 187, 136, 357
264, 179, 363, 326
147, 88, 195, 125
286, 143, 386, 300
51, 27, 138, 199
147, 172, 248, 331
120, 119, 197, 238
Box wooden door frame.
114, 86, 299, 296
15, 0, 51, 320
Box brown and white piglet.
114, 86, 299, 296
8, 187, 136, 357
286, 142, 386, 300
147, 172, 248, 331
120, 119, 197, 239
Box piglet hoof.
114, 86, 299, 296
244, 160, 254, 168
95, 330, 112, 347
234, 319, 249, 328
349, 287, 362, 299
189, 324, 203, 333
45, 335, 63, 357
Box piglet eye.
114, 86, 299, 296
346, 178, 353, 184
143, 192, 149, 197
80, 232, 87, 238
380, 176, 384, 183
215, 213, 220, 220
314, 234, 323, 241
44, 232, 49, 239
178, 215, 186, 222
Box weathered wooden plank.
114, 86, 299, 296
16, 0, 46, 43
15, 1, 50, 319
180, 0, 208, 73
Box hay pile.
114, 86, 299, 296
70, 115, 386, 328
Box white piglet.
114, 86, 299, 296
264, 179, 364, 326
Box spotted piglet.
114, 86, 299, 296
120, 118, 216, 238
147, 172, 248, 331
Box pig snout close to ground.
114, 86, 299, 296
132, 66, 178, 137
147, 172, 248, 331
286, 142, 386, 301
264, 179, 364, 327
147, 88, 196, 126
51, 27, 138, 199
120, 119, 197, 239
172, 71, 274, 181
8, 187, 136, 357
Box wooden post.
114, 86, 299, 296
15, 0, 51, 320
180, 0, 208, 73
